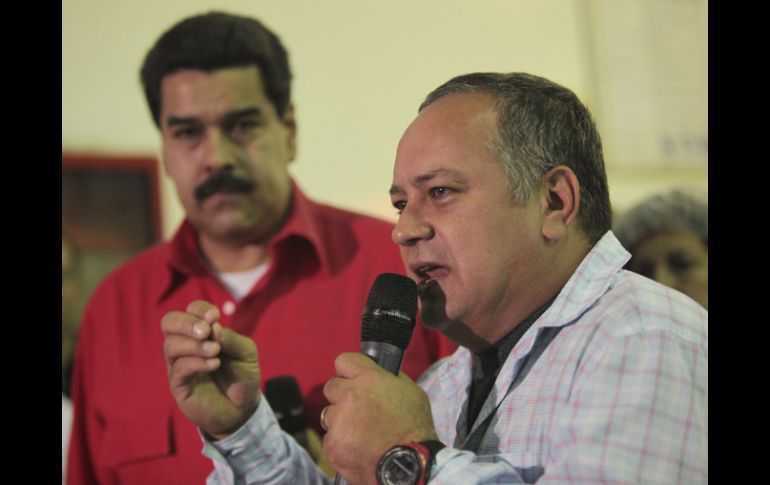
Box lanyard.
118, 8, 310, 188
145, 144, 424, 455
460, 325, 564, 454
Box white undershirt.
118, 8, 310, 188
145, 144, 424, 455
216, 261, 270, 300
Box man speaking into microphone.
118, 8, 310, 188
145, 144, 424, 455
162, 72, 708, 484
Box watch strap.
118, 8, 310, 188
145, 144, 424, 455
401, 440, 445, 484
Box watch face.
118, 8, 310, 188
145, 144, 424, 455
378, 447, 422, 485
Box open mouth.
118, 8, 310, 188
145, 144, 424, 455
413, 264, 449, 284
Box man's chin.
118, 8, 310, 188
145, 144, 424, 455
417, 279, 451, 323
418, 300, 454, 331
421, 308, 490, 353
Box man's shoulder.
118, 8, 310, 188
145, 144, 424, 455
306, 200, 398, 255
109, 241, 170, 276
310, 200, 394, 233
90, 241, 172, 295
591, 270, 708, 346
76, 241, 174, 339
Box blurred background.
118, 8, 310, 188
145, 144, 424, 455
61, 0, 707, 337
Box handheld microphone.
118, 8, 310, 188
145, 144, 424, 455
360, 273, 418, 375
334, 273, 419, 485
264, 375, 310, 451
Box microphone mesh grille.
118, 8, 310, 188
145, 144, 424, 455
361, 273, 417, 349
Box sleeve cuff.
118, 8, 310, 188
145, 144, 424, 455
200, 400, 284, 475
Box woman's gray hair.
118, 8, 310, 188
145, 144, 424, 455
613, 189, 708, 252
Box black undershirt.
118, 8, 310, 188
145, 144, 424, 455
465, 297, 555, 434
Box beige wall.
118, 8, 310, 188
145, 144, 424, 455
62, 0, 707, 238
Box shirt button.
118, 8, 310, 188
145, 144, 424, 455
222, 301, 236, 316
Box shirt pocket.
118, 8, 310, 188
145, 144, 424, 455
100, 413, 173, 469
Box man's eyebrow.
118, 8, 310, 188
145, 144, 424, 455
389, 185, 405, 197
222, 107, 263, 122
165, 107, 263, 127
165, 115, 199, 127
389, 168, 466, 196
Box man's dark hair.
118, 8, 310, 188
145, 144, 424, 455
420, 72, 612, 244
140, 11, 292, 127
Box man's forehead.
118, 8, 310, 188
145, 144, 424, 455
417, 91, 497, 121
401, 93, 497, 144
159, 66, 273, 122
160, 66, 266, 97
162, 64, 264, 83
396, 92, 497, 157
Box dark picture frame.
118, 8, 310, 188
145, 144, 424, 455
62, 153, 162, 253
61, 153, 163, 386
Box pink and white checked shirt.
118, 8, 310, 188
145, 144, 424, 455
203, 232, 708, 484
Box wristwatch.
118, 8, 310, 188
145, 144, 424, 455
375, 440, 445, 485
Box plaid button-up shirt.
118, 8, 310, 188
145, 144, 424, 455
205, 232, 708, 484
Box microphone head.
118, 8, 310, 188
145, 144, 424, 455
361, 273, 418, 350
264, 375, 307, 435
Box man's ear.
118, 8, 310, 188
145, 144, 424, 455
539, 165, 580, 241
281, 102, 298, 163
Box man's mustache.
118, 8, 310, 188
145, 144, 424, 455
194, 170, 255, 201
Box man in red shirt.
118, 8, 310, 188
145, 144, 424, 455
66, 11, 455, 484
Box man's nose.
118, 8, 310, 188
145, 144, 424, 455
392, 206, 434, 246
201, 129, 236, 172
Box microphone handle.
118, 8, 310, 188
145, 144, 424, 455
359, 341, 405, 375
332, 342, 406, 484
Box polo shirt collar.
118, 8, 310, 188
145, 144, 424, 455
158, 178, 331, 302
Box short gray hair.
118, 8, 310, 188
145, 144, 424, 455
420, 72, 611, 244
613, 190, 708, 252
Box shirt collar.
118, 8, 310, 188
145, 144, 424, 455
537, 230, 631, 329
270, 179, 330, 270
158, 178, 331, 302
471, 292, 555, 379
445, 230, 631, 371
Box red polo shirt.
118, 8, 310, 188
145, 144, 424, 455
67, 181, 456, 484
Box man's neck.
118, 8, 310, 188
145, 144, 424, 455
481, 235, 593, 347
198, 234, 270, 272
